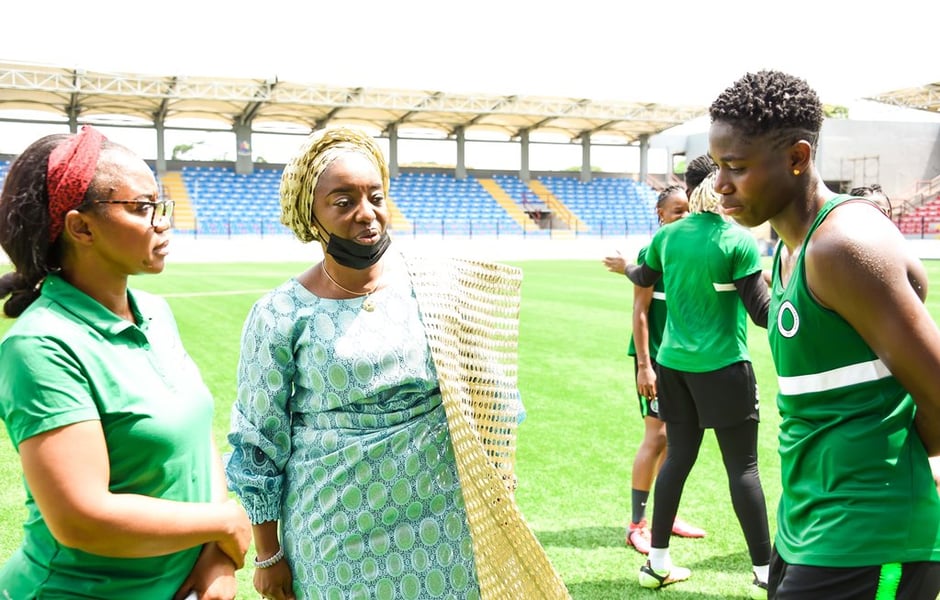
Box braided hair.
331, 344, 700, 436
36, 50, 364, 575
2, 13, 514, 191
0, 132, 124, 317
849, 184, 887, 199
689, 171, 722, 214
657, 185, 685, 208
0, 134, 70, 317
685, 155, 717, 197
850, 184, 892, 216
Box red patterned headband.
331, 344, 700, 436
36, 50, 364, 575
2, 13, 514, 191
47, 125, 107, 242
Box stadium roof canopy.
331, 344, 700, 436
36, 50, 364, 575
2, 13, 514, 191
0, 61, 708, 145
865, 83, 940, 114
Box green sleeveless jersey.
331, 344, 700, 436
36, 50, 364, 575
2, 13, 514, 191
644, 212, 762, 372
628, 245, 667, 360
769, 195, 940, 567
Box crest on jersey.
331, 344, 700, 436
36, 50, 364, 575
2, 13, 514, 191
777, 300, 800, 338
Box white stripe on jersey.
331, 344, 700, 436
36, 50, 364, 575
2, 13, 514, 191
777, 358, 891, 395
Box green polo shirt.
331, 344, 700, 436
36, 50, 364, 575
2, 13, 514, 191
0, 274, 214, 598
644, 212, 762, 372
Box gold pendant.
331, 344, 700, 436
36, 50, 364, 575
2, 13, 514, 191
362, 298, 375, 312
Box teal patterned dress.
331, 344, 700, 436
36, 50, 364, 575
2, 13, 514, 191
226, 267, 480, 599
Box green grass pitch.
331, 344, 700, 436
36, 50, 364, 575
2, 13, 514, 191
1, 258, 939, 598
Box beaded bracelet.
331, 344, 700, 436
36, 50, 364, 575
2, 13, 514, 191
253, 547, 284, 569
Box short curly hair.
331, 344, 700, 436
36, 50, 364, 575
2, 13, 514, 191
709, 70, 823, 149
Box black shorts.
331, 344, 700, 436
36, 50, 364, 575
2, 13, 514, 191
632, 356, 661, 420
654, 360, 759, 429
769, 546, 940, 599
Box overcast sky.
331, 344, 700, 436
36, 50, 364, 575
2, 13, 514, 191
2, 0, 939, 169
4, 0, 938, 105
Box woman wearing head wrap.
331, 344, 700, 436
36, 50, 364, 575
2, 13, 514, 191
624, 157, 772, 597
225, 127, 569, 600
0, 127, 251, 598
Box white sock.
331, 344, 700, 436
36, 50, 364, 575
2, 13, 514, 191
649, 548, 671, 572
753, 563, 769, 584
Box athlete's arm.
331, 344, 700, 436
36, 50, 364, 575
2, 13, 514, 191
734, 271, 770, 328
632, 284, 657, 400
806, 202, 940, 455
625, 263, 662, 288
602, 252, 628, 275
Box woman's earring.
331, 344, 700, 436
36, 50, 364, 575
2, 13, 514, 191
793, 169, 801, 176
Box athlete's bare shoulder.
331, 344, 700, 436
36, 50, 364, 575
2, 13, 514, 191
805, 200, 923, 307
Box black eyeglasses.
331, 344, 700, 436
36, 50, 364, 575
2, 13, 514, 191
93, 199, 175, 228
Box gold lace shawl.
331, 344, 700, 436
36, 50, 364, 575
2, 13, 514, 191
405, 255, 570, 600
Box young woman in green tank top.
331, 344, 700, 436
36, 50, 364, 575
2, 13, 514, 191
709, 70, 940, 600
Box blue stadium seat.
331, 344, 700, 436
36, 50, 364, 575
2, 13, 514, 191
172, 166, 658, 238
537, 174, 658, 235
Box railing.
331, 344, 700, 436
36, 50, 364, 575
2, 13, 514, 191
181, 217, 291, 239
175, 218, 659, 239
896, 174, 940, 215
912, 175, 940, 205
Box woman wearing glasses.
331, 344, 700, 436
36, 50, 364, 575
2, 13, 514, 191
0, 126, 251, 599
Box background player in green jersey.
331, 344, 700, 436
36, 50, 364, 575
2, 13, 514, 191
709, 69, 940, 600
603, 185, 707, 554
625, 168, 773, 597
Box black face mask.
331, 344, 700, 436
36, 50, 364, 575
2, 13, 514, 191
314, 216, 391, 269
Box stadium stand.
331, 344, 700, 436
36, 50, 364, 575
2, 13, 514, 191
485, 174, 577, 237
12, 158, 936, 242
173, 167, 663, 239
388, 172, 526, 237
1, 63, 938, 246
0, 160, 660, 239
180, 166, 288, 235
897, 175, 940, 236
0, 160, 660, 240
159, 171, 196, 231
537, 175, 659, 236
899, 195, 940, 236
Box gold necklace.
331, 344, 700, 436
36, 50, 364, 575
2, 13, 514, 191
321, 262, 381, 312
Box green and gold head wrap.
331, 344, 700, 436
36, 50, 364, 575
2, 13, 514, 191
280, 127, 390, 242
689, 170, 722, 214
